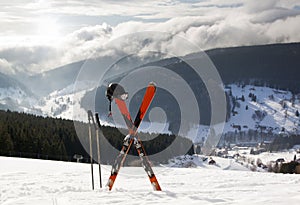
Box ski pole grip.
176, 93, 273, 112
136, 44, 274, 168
87, 110, 93, 122
95, 113, 101, 128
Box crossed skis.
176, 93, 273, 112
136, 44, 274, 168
106, 82, 162, 191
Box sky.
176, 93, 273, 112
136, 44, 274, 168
0, 0, 300, 75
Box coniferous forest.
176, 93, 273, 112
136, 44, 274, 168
0, 110, 193, 164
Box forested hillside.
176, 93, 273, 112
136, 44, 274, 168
0, 110, 193, 164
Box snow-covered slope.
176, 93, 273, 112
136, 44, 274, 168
3, 78, 300, 142
0, 87, 35, 109
224, 84, 300, 134
35, 81, 95, 121
35, 82, 174, 134
0, 72, 38, 113
1, 156, 300, 205
34, 83, 300, 143
183, 84, 300, 145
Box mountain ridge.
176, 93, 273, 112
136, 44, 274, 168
1, 42, 300, 142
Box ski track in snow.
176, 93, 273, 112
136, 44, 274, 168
1, 157, 300, 205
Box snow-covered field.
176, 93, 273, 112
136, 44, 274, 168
1, 156, 300, 205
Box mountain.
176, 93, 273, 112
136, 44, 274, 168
219, 84, 300, 147
34, 81, 95, 120
0, 72, 37, 112
176, 83, 300, 145
144, 42, 300, 92
2, 42, 300, 144
0, 72, 32, 92
23, 61, 84, 96
206, 42, 300, 92
19, 53, 167, 119
90, 43, 300, 134
22, 53, 167, 97
223, 84, 300, 134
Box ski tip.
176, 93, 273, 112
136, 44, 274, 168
106, 180, 113, 191
149, 81, 156, 87
151, 182, 162, 191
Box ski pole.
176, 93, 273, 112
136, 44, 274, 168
95, 113, 102, 188
87, 110, 94, 190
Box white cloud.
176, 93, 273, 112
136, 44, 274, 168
0, 46, 62, 74
265, 15, 300, 43
0, 0, 300, 74
250, 8, 300, 23
244, 0, 279, 13
0, 58, 15, 75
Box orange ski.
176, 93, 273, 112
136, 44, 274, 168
105, 82, 161, 191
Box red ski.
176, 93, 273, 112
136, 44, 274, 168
105, 82, 161, 191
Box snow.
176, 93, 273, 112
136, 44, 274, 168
1, 156, 300, 205
293, 145, 300, 150
0, 87, 28, 104
224, 84, 300, 134
0, 87, 38, 112
229, 148, 300, 165
186, 124, 210, 144
139, 121, 171, 135
167, 155, 249, 171
35, 81, 95, 121
2, 82, 300, 137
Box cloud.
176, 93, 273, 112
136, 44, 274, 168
107, 11, 300, 52
265, 15, 300, 43
0, 58, 15, 75
244, 0, 279, 13
0, 0, 300, 74
67, 23, 112, 43
0, 46, 62, 74
250, 8, 300, 23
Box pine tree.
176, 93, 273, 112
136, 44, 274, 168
0, 131, 14, 153
296, 110, 299, 117
241, 95, 245, 102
